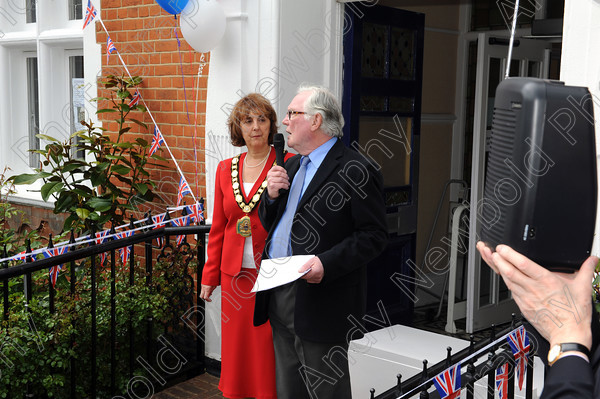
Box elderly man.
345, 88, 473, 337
254, 85, 388, 399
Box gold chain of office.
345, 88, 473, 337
230, 154, 281, 214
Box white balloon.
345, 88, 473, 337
180, 0, 226, 53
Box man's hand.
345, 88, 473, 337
200, 284, 217, 302
299, 256, 324, 284
477, 242, 597, 350
266, 165, 290, 199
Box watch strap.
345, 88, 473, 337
549, 343, 591, 365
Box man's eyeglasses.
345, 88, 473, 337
287, 110, 307, 120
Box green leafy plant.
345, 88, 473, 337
11, 75, 167, 234
0, 248, 193, 397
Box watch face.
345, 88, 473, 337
548, 345, 561, 362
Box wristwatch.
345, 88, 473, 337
547, 343, 591, 366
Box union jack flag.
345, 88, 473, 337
177, 176, 192, 207
129, 90, 141, 107
507, 326, 530, 390
185, 202, 205, 224
496, 363, 509, 399
106, 35, 117, 63
82, 0, 97, 30
44, 246, 69, 287
14, 251, 37, 262
149, 126, 165, 156
152, 213, 167, 248
433, 363, 461, 399
115, 230, 134, 264
95, 230, 110, 265
171, 215, 190, 245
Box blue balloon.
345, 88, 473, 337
156, 0, 189, 15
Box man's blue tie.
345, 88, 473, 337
270, 156, 310, 258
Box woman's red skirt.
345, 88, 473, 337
219, 269, 277, 399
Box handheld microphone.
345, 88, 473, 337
274, 133, 285, 166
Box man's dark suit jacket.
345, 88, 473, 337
253, 139, 388, 343
528, 308, 600, 398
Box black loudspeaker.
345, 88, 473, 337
480, 77, 597, 272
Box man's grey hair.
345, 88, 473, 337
298, 85, 345, 138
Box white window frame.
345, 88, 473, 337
0, 0, 100, 204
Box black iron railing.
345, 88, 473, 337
370, 321, 536, 399
0, 220, 211, 398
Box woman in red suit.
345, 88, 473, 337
200, 93, 291, 399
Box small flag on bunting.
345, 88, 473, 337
185, 202, 205, 224
129, 89, 141, 107
14, 250, 37, 262
95, 230, 110, 265
44, 246, 68, 287
106, 35, 117, 63
177, 176, 192, 207
83, 0, 97, 30
115, 230, 134, 264
433, 363, 461, 399
496, 363, 509, 399
171, 215, 190, 246
152, 213, 167, 248
507, 325, 530, 390
149, 126, 165, 156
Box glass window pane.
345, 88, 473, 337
70, 0, 83, 20
26, 0, 36, 23
389, 97, 414, 113
390, 27, 414, 80
509, 59, 520, 77
361, 95, 386, 112
385, 190, 410, 207
471, 0, 534, 31
70, 56, 85, 159
27, 58, 39, 168
361, 23, 388, 78
527, 60, 541, 78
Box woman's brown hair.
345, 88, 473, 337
228, 93, 278, 147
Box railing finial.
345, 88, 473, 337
420, 359, 428, 383
47, 234, 54, 248
369, 388, 375, 399
446, 346, 452, 367
396, 373, 402, 395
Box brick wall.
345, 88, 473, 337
97, 0, 208, 218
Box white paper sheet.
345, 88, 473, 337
251, 255, 314, 292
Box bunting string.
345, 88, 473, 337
0, 202, 204, 264
401, 325, 530, 399
93, 4, 198, 206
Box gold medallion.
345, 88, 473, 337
236, 215, 252, 237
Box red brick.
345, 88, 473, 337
104, 0, 122, 8
156, 65, 176, 76
139, 6, 150, 17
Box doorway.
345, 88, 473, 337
342, 4, 425, 327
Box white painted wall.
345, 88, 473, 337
202, 0, 344, 360
561, 0, 600, 255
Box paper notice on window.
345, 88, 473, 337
251, 255, 314, 293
